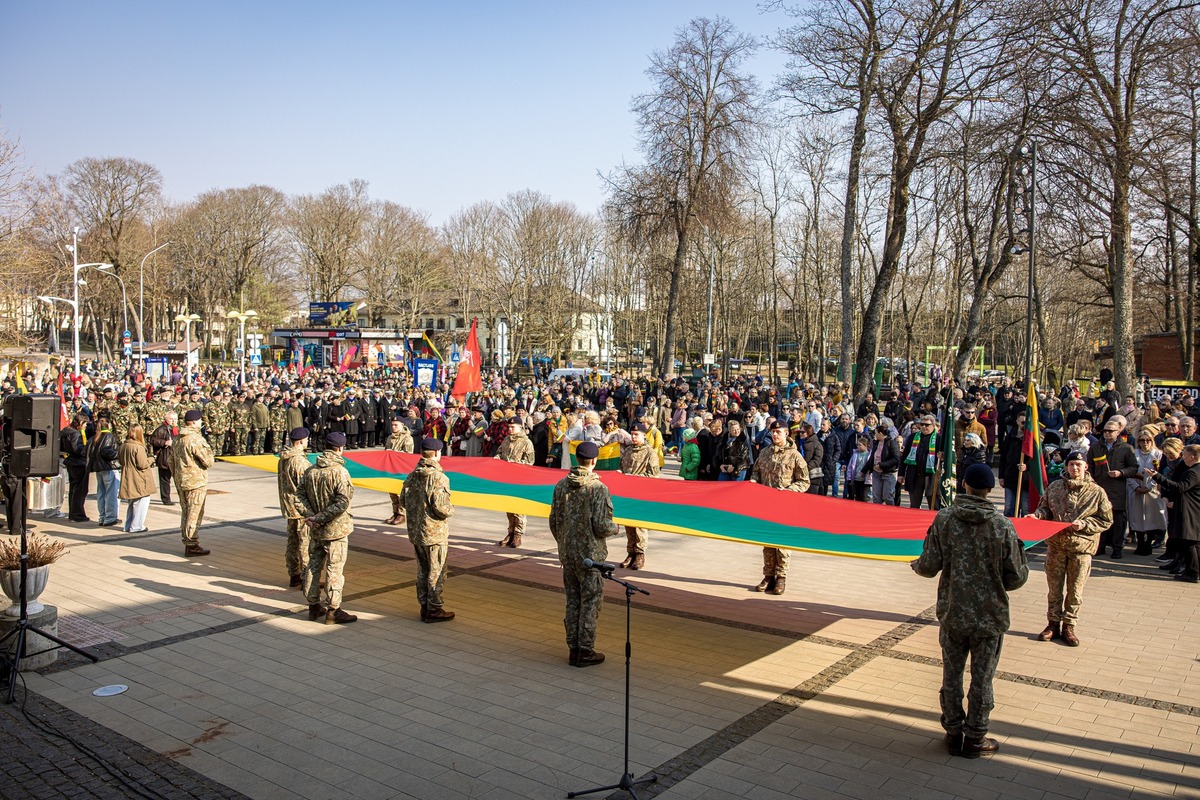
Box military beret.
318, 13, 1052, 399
768, 420, 789, 431
117, 392, 129, 399
632, 422, 648, 433
963, 463, 996, 490
421, 437, 444, 452
576, 441, 599, 459
325, 431, 347, 447
289, 427, 310, 441
183, 409, 203, 422
1064, 450, 1087, 464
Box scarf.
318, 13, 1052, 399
904, 431, 938, 474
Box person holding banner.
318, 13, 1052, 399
495, 419, 535, 547
618, 423, 660, 570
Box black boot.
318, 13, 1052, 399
1134, 533, 1151, 556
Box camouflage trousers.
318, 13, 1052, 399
389, 493, 405, 518
1045, 546, 1092, 626
305, 536, 348, 610
763, 547, 790, 578
412, 542, 448, 610
562, 563, 604, 652
506, 513, 526, 536
939, 627, 1003, 740
177, 487, 207, 546
230, 428, 249, 456
206, 431, 227, 457
624, 525, 648, 555
271, 428, 286, 454
285, 518, 309, 579
248, 428, 264, 455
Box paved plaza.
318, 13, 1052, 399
2, 460, 1198, 799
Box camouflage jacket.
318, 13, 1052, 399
497, 430, 535, 465
141, 401, 168, 436
1033, 473, 1113, 555
400, 456, 454, 546
300, 450, 355, 541
269, 402, 288, 431
230, 402, 253, 429
549, 467, 621, 567
203, 401, 229, 433
912, 493, 1029, 637
110, 404, 135, 442
750, 439, 810, 492
171, 426, 214, 491
277, 444, 313, 519
619, 443, 660, 477
385, 427, 414, 453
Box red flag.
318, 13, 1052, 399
451, 318, 482, 401
56, 372, 70, 429
337, 345, 359, 374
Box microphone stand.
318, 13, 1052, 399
568, 570, 657, 800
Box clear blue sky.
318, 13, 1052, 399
1, 1, 790, 224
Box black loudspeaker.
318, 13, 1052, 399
3, 394, 62, 478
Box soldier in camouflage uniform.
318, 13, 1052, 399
618, 423, 660, 569
496, 419, 535, 547
277, 427, 313, 588
384, 418, 413, 525
131, 391, 149, 434
749, 420, 809, 595
110, 393, 135, 445
229, 392, 253, 456
92, 386, 115, 421
268, 394, 288, 454
549, 440, 620, 667
912, 463, 1029, 759
401, 437, 456, 622
1030, 450, 1112, 647
171, 409, 214, 557
141, 389, 170, 456
203, 391, 230, 456
249, 393, 270, 455
299, 431, 357, 625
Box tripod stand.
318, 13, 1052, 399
568, 571, 657, 800
0, 475, 97, 703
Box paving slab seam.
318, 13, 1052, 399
880, 649, 1200, 717
598, 608, 939, 799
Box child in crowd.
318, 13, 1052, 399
846, 435, 872, 501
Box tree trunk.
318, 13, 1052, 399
658, 223, 688, 378
1110, 155, 1135, 397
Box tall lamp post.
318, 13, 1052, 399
174, 313, 202, 385
138, 242, 171, 363
81, 265, 129, 364
226, 308, 257, 386
64, 227, 115, 377
37, 297, 78, 376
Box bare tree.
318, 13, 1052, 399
64, 156, 162, 271
290, 180, 369, 302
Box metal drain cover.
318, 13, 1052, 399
92, 684, 128, 697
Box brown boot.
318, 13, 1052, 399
768, 577, 786, 595
495, 533, 512, 547
289, 574, 303, 588
568, 648, 579, 666
307, 603, 326, 621
576, 649, 605, 667
425, 607, 456, 623
619, 554, 634, 568
184, 544, 210, 557
1061, 624, 1080, 647
629, 553, 645, 570
384, 515, 400, 525
944, 732, 964, 756
961, 736, 1000, 758
753, 577, 772, 592
1037, 622, 1060, 641
324, 608, 358, 625
508, 533, 522, 548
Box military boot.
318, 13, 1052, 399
184, 544, 210, 557
568, 648, 580, 666
508, 533, 522, 548
753, 577, 772, 592
420, 604, 428, 621
960, 736, 1000, 758
325, 608, 358, 625
289, 574, 303, 588
1037, 622, 1060, 641
629, 553, 645, 570
495, 533, 513, 547
944, 732, 964, 756
769, 577, 786, 595
425, 607, 455, 623
307, 603, 326, 621
1061, 624, 1080, 647
575, 650, 605, 667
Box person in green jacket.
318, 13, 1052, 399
679, 428, 700, 480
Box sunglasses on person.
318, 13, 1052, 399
1103, 427, 1120, 433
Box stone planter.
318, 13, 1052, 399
1, 565, 51, 616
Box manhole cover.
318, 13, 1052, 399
93, 685, 128, 697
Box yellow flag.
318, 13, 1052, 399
15, 370, 27, 394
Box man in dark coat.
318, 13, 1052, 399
1146, 445, 1200, 582
1088, 418, 1140, 559
61, 413, 90, 521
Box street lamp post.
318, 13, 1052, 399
83, 265, 129, 363
138, 242, 171, 364
65, 227, 114, 377
226, 309, 258, 386
174, 313, 202, 385
37, 297, 79, 376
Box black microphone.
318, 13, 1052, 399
582, 558, 617, 574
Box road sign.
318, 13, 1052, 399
702, 353, 715, 365
250, 352, 263, 366
123, 345, 132, 357
122, 329, 131, 339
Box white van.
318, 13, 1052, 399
548, 368, 612, 382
